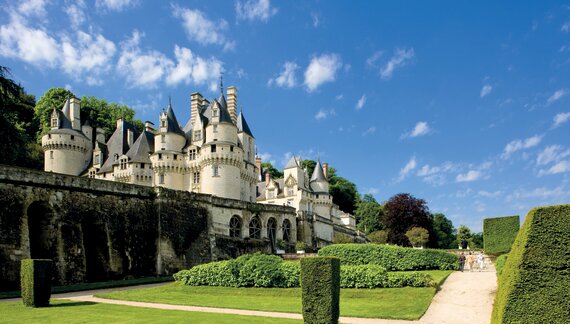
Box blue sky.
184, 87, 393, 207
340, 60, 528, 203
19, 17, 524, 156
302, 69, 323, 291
2, 0, 570, 231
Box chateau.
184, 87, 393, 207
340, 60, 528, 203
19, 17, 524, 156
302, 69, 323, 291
41, 85, 363, 248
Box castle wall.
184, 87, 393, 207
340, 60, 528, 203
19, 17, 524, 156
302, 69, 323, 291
42, 133, 91, 176
0, 165, 296, 290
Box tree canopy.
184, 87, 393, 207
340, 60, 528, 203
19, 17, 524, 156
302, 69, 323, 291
354, 194, 383, 234
432, 213, 456, 249
382, 193, 435, 247
261, 162, 283, 179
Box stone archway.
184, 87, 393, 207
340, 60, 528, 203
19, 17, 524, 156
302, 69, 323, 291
81, 217, 111, 282
26, 201, 54, 260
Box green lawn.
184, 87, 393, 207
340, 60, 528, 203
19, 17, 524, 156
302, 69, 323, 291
98, 270, 453, 320
0, 300, 300, 323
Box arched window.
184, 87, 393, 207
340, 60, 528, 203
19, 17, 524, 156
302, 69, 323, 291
249, 216, 261, 239
229, 215, 242, 238
267, 218, 277, 246
282, 219, 291, 242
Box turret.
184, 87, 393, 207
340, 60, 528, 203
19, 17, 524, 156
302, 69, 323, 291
310, 160, 329, 193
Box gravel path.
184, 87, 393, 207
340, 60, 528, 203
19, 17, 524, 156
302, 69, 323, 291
10, 262, 498, 324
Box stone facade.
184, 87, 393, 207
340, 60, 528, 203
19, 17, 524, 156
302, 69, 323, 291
0, 165, 295, 290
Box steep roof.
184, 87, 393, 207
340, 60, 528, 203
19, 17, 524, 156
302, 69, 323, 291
98, 119, 139, 173
165, 103, 184, 135
126, 130, 154, 163
237, 111, 254, 137
284, 156, 300, 169
204, 97, 233, 125
310, 160, 327, 182
51, 108, 72, 129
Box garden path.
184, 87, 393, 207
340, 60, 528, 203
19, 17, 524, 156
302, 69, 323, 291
46, 260, 498, 323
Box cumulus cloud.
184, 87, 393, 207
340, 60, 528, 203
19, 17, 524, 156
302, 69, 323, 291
236, 0, 277, 22
61, 31, 116, 78
362, 126, 376, 136
355, 94, 366, 110
480, 84, 492, 98
398, 157, 417, 182
536, 145, 570, 176
304, 53, 342, 92
96, 0, 137, 11
268, 62, 298, 88
18, 0, 49, 18
501, 135, 543, 159
456, 170, 482, 182
166, 45, 223, 91
402, 121, 431, 138
547, 89, 567, 104
314, 108, 335, 121
65, 1, 88, 28
173, 5, 234, 50
415, 162, 458, 186
380, 48, 415, 79
506, 186, 570, 202
553, 112, 570, 128
366, 51, 383, 67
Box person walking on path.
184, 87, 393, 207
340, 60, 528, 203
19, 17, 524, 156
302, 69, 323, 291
477, 252, 485, 271
467, 252, 475, 272
459, 252, 466, 272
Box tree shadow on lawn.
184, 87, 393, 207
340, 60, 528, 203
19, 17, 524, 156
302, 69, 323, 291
48, 301, 97, 308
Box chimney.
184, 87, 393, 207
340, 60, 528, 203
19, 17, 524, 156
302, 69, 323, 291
145, 121, 155, 132
256, 156, 263, 181
69, 97, 81, 130
323, 163, 328, 179
265, 171, 272, 185
190, 92, 203, 126
227, 86, 238, 124
127, 128, 134, 146
116, 117, 123, 129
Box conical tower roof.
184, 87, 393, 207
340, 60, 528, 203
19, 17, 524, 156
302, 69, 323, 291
237, 111, 254, 137
310, 160, 327, 182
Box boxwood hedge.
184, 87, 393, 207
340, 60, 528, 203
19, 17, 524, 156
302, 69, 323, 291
301, 257, 340, 324
491, 204, 570, 324
174, 253, 434, 288
317, 244, 457, 270
21, 259, 52, 307
483, 216, 519, 256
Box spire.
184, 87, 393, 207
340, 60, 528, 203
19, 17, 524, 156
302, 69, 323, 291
219, 73, 224, 95
310, 160, 327, 182
168, 95, 172, 108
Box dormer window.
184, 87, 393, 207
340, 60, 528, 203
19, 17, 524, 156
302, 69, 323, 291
194, 130, 201, 141
161, 120, 166, 127
189, 149, 197, 160
119, 157, 127, 170
212, 109, 218, 117
51, 116, 58, 128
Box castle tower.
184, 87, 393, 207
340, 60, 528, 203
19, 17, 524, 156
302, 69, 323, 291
42, 98, 92, 176
150, 101, 186, 191
310, 160, 329, 193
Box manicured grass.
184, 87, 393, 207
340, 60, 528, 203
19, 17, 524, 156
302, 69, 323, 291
98, 270, 453, 320
0, 299, 300, 323
0, 276, 173, 299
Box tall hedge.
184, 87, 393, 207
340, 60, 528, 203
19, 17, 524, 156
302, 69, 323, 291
318, 243, 457, 270
491, 205, 570, 323
301, 257, 340, 324
21, 259, 52, 307
483, 215, 519, 256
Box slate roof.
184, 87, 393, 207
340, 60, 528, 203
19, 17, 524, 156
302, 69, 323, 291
237, 111, 254, 137
165, 103, 184, 135
284, 156, 300, 169
98, 120, 139, 173
310, 160, 327, 182
126, 130, 154, 163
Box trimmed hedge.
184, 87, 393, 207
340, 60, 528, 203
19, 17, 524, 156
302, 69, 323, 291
301, 257, 340, 324
318, 244, 457, 270
483, 216, 520, 256
491, 204, 570, 323
494, 254, 508, 277
174, 254, 434, 289
21, 259, 52, 307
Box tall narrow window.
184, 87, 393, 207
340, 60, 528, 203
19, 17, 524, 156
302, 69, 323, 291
159, 174, 165, 184
161, 135, 165, 143
211, 145, 217, 153
249, 216, 261, 239
213, 125, 218, 133
212, 165, 219, 177
282, 219, 291, 242
267, 218, 277, 247
51, 117, 58, 128
193, 171, 200, 184
50, 151, 54, 159
229, 216, 242, 238
189, 149, 197, 160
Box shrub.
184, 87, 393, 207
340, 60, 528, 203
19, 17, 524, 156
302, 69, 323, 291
21, 259, 52, 307
368, 230, 388, 244
405, 227, 429, 247
318, 244, 457, 270
483, 216, 519, 256
494, 254, 508, 278
295, 241, 306, 251
238, 253, 284, 287
384, 272, 434, 288
491, 204, 570, 324
301, 257, 340, 324
280, 261, 301, 288
340, 264, 387, 288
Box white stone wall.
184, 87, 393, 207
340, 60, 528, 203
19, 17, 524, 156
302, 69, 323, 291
155, 133, 186, 152
201, 162, 241, 200
42, 133, 91, 176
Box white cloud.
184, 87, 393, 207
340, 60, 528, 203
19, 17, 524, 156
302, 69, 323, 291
355, 94, 366, 110
537, 145, 570, 166
236, 0, 277, 22
547, 89, 567, 104
415, 161, 459, 186
166, 45, 223, 91
61, 31, 116, 79
0, 15, 59, 67
65, 1, 87, 28
562, 21, 570, 32
362, 126, 376, 136
18, 0, 48, 18
366, 51, 383, 67
96, 0, 137, 11
117, 31, 173, 88
478, 190, 502, 198
480, 84, 492, 98
553, 112, 570, 128
335, 94, 344, 100
311, 12, 320, 27
539, 161, 570, 175
268, 62, 298, 88
304, 53, 342, 92
380, 48, 415, 79
398, 157, 417, 182
506, 186, 570, 202
173, 5, 234, 50
314, 108, 335, 121
501, 135, 543, 159
456, 170, 482, 182
367, 187, 379, 195
402, 121, 431, 138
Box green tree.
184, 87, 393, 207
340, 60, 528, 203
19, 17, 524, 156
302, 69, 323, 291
0, 66, 40, 168
367, 230, 388, 244
432, 213, 456, 248
34, 87, 75, 141
354, 194, 384, 234
261, 162, 283, 179
470, 232, 483, 249
382, 193, 435, 247
457, 225, 472, 241
405, 227, 430, 248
